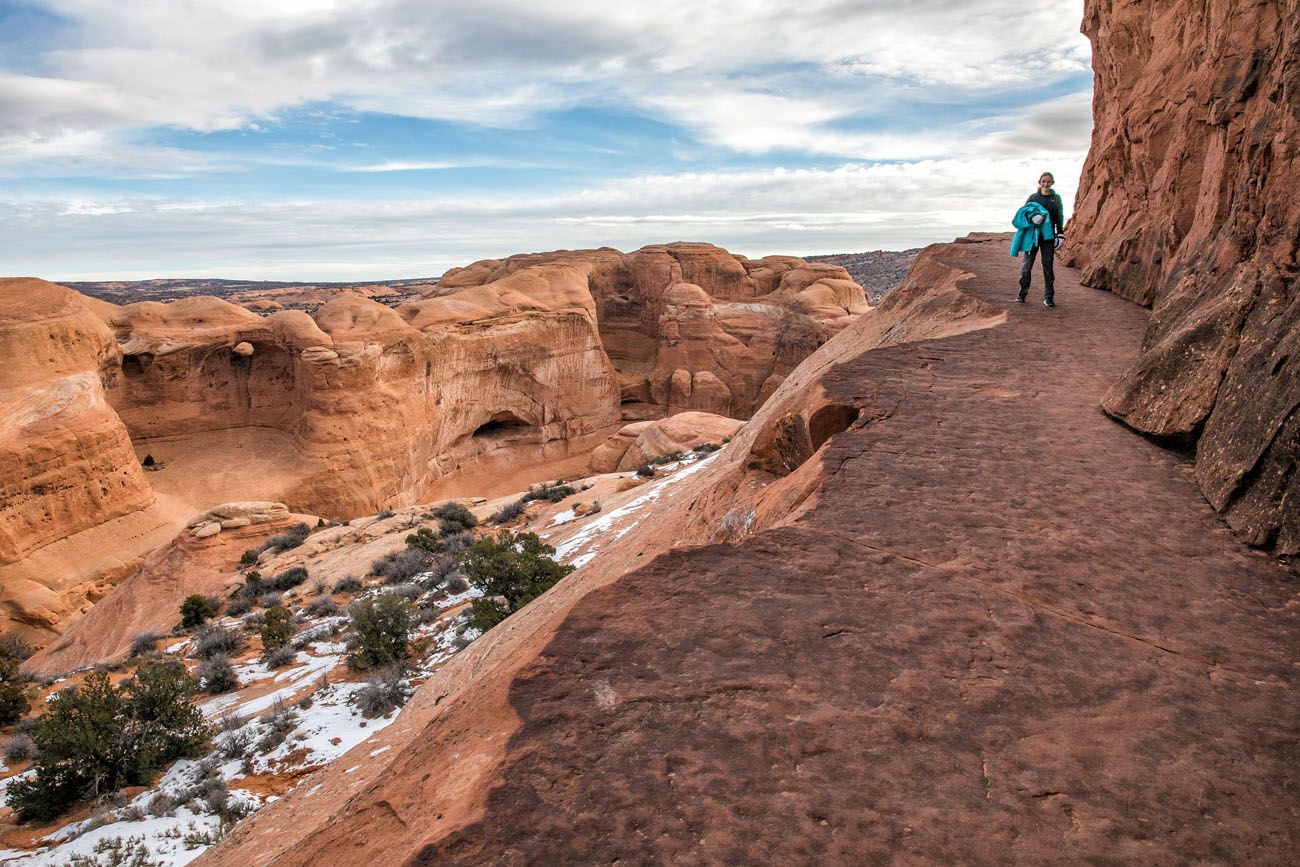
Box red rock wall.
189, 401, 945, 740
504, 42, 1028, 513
1065, 0, 1299, 559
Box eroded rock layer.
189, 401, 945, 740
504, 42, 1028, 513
437, 243, 869, 420
1065, 0, 1299, 558
0, 279, 179, 640
101, 269, 622, 517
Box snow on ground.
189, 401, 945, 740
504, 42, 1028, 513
548, 454, 717, 567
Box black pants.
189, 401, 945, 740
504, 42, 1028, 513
1018, 239, 1055, 302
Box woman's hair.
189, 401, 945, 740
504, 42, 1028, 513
1039, 172, 1055, 185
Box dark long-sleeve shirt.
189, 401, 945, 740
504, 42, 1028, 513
1026, 191, 1065, 235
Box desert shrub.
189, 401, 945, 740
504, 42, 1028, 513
346, 595, 417, 670
225, 595, 252, 617
258, 592, 282, 609
371, 549, 428, 584
197, 655, 238, 694
304, 596, 339, 618
460, 530, 574, 632
404, 527, 443, 553
4, 733, 35, 763
5, 660, 208, 822
0, 633, 32, 661
589, 501, 603, 514
263, 644, 295, 669
385, 583, 422, 601
635, 464, 655, 478
238, 549, 258, 568
192, 624, 242, 660
258, 522, 311, 554
376, 509, 395, 519
439, 530, 475, 555
352, 667, 411, 717
256, 699, 297, 753
446, 575, 471, 594
128, 631, 163, 658
488, 499, 526, 525
291, 624, 332, 650
146, 791, 177, 817
431, 501, 478, 532
334, 575, 363, 594
179, 594, 215, 628
0, 656, 31, 726
692, 441, 722, 455
260, 606, 294, 654
521, 482, 575, 504
650, 450, 686, 465
265, 566, 309, 593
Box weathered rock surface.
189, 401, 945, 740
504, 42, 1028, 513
0, 279, 180, 642
100, 278, 621, 518
588, 411, 743, 473
24, 509, 306, 675
1065, 0, 1299, 559
197, 239, 1298, 867
436, 243, 870, 420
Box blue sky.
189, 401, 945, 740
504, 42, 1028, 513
0, 0, 1093, 280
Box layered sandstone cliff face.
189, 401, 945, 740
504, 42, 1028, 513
0, 279, 178, 639
438, 243, 869, 420
1065, 0, 1299, 558
102, 267, 622, 517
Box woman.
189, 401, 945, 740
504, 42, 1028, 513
1017, 172, 1066, 307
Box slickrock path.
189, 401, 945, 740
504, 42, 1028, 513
420, 240, 1299, 865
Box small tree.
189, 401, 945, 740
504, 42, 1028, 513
180, 594, 215, 628
6, 660, 208, 822
260, 606, 294, 656
0, 656, 30, 726
347, 595, 416, 670
459, 530, 574, 631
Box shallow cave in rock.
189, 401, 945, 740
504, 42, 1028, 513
471, 412, 533, 442
808, 403, 860, 453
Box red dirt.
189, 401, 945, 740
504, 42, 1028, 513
411, 240, 1300, 864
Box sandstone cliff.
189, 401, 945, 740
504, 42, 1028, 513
437, 243, 869, 420
101, 270, 622, 518
1065, 0, 1299, 559
0, 279, 180, 641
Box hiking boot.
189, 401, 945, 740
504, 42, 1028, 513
1015, 295, 1026, 303
1044, 299, 1056, 308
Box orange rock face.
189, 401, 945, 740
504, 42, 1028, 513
588, 411, 743, 473
100, 276, 621, 518
0, 279, 178, 640
436, 243, 870, 420
1065, 0, 1299, 558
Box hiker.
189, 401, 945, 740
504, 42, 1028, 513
1012, 172, 1066, 307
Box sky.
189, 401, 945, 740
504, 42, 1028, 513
0, 0, 1094, 281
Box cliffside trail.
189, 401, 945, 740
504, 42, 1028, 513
410, 239, 1299, 864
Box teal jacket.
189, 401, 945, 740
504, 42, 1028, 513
1010, 202, 1055, 256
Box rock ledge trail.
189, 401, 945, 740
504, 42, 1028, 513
417, 239, 1298, 865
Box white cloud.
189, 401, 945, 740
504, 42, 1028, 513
5, 0, 1090, 160
1, 157, 1084, 280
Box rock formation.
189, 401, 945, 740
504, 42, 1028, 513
0, 279, 180, 642
588, 411, 743, 473
100, 276, 622, 518
25, 502, 302, 675
437, 243, 869, 420
1065, 0, 1299, 559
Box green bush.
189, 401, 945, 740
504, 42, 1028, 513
239, 549, 258, 568
260, 606, 294, 655
179, 594, 215, 628
0, 656, 31, 726
6, 661, 208, 822
347, 594, 417, 670
404, 527, 443, 553
488, 499, 527, 525
459, 530, 574, 632
431, 502, 478, 532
